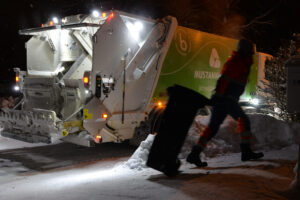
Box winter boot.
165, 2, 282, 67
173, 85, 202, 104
240, 143, 264, 161
186, 145, 208, 167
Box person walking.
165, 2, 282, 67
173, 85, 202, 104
187, 39, 264, 167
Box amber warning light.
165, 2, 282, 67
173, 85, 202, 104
102, 113, 108, 119
15, 76, 19, 83
157, 101, 165, 108
83, 77, 89, 84
83, 71, 90, 88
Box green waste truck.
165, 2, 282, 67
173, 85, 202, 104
0, 11, 269, 146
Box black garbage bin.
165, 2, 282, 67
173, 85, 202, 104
147, 84, 209, 176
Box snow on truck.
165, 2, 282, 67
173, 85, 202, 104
0, 11, 268, 147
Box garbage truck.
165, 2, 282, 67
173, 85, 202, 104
0, 11, 269, 147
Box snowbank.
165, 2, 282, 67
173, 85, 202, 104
182, 113, 299, 159
123, 134, 155, 170
125, 114, 299, 171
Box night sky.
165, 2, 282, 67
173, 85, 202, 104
0, 0, 299, 90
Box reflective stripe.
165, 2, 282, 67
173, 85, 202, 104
200, 126, 212, 139
237, 117, 246, 133
197, 126, 213, 148
240, 131, 252, 143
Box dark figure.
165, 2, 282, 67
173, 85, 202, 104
187, 39, 264, 167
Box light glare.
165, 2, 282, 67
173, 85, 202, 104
92, 10, 100, 18
102, 113, 108, 119
250, 98, 259, 105
14, 85, 20, 91
83, 77, 89, 84
126, 22, 140, 42
61, 18, 67, 23
53, 17, 59, 24
157, 101, 164, 108
134, 21, 143, 31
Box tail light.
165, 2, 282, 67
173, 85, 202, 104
95, 135, 102, 143
107, 12, 115, 21
83, 71, 91, 88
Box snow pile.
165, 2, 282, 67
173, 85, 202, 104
250, 114, 299, 148
125, 113, 299, 171
180, 114, 239, 158
181, 113, 298, 158
0, 135, 47, 150
123, 134, 155, 170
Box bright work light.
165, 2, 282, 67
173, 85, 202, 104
92, 10, 100, 18
14, 85, 20, 91
53, 17, 59, 24
126, 21, 144, 43
134, 21, 143, 31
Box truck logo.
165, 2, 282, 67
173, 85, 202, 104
209, 48, 221, 68
175, 29, 191, 56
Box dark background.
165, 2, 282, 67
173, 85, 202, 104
0, 0, 299, 94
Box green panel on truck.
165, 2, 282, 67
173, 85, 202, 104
152, 26, 258, 102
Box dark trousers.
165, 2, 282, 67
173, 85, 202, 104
198, 97, 251, 147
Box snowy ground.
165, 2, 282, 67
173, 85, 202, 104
0, 135, 47, 151
0, 114, 299, 199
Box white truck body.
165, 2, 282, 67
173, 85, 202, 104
0, 11, 177, 146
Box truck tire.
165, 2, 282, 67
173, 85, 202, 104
129, 107, 164, 146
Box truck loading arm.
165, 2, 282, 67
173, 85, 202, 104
19, 23, 101, 35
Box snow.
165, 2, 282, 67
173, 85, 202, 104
0, 158, 28, 177
0, 134, 47, 150
0, 113, 299, 199
123, 134, 155, 170
124, 114, 299, 172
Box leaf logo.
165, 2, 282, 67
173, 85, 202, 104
209, 48, 221, 68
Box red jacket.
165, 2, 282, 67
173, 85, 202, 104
215, 51, 253, 100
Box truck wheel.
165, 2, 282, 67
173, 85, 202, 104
129, 107, 164, 146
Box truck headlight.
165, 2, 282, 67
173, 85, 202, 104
92, 10, 100, 18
